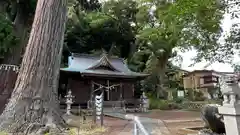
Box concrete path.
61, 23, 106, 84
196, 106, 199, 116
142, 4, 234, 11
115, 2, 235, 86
104, 112, 170, 135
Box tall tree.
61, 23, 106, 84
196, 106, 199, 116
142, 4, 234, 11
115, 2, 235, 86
0, 0, 67, 134
134, 0, 224, 98
0, 0, 36, 64
201, 1, 240, 67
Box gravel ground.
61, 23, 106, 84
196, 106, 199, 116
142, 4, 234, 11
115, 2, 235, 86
164, 121, 204, 135
102, 116, 132, 135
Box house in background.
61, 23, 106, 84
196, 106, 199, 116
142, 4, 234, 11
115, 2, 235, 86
182, 70, 235, 99
174, 69, 189, 88
165, 68, 189, 99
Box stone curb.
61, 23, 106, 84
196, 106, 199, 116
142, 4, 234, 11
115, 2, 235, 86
163, 119, 202, 123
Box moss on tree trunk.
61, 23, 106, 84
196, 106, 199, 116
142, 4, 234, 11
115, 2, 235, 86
0, 0, 68, 134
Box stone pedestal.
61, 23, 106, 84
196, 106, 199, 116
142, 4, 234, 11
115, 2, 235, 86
218, 80, 240, 135
219, 105, 240, 135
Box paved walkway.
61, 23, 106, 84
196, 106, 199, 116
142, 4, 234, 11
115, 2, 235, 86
104, 112, 170, 135
136, 110, 201, 121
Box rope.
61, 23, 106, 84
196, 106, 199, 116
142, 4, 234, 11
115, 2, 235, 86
0, 64, 20, 72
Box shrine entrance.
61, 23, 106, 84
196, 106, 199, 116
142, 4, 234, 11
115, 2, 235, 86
91, 80, 122, 101
90, 80, 124, 111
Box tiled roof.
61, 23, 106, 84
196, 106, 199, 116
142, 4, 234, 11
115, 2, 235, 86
60, 53, 149, 78
182, 69, 235, 77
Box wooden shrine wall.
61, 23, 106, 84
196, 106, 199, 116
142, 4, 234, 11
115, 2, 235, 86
69, 79, 91, 105
0, 65, 19, 113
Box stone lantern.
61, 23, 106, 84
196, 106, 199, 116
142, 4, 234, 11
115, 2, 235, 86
65, 90, 75, 115
140, 92, 149, 112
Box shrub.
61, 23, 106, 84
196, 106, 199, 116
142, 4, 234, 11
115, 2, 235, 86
149, 98, 181, 110
194, 91, 206, 101
149, 98, 161, 109
174, 97, 184, 103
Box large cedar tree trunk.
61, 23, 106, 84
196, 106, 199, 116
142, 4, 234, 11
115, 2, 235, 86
0, 0, 67, 134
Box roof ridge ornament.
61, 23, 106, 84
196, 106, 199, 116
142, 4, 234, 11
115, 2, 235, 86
87, 52, 120, 72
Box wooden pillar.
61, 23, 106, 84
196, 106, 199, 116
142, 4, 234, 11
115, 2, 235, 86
132, 83, 135, 97
90, 80, 94, 107
107, 80, 110, 101
120, 82, 124, 108
101, 88, 104, 126
120, 82, 123, 100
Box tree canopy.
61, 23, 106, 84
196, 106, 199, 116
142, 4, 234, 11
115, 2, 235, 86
128, 0, 225, 97
0, 14, 18, 59
0, 0, 228, 98
64, 0, 138, 61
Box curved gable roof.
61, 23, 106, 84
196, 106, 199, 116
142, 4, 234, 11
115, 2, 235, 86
61, 53, 149, 78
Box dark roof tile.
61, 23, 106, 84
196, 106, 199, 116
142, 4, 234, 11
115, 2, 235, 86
61, 54, 148, 78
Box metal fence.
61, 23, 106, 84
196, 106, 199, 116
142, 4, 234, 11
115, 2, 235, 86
125, 114, 150, 135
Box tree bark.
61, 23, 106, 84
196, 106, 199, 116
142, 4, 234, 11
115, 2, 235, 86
0, 0, 67, 134
155, 53, 171, 99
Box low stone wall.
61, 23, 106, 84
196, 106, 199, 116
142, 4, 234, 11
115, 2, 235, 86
181, 101, 222, 111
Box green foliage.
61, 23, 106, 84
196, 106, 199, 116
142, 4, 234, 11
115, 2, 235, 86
128, 0, 224, 98
149, 98, 181, 110
0, 14, 18, 58
0, 131, 7, 135
192, 0, 240, 64
136, 0, 224, 59
233, 64, 240, 72
65, 0, 137, 61
174, 97, 184, 104
185, 89, 206, 101
194, 91, 206, 101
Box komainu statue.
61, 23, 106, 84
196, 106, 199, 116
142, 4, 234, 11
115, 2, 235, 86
200, 104, 225, 134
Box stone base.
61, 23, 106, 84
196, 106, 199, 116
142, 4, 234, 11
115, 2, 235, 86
219, 105, 240, 135
198, 129, 226, 135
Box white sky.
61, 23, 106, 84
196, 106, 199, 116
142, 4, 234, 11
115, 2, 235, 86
178, 13, 238, 72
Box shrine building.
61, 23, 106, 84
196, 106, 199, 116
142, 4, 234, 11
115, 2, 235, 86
59, 53, 148, 108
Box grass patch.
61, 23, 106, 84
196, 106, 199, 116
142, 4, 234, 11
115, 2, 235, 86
149, 98, 181, 110
0, 132, 7, 135
69, 126, 107, 135
64, 114, 107, 135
